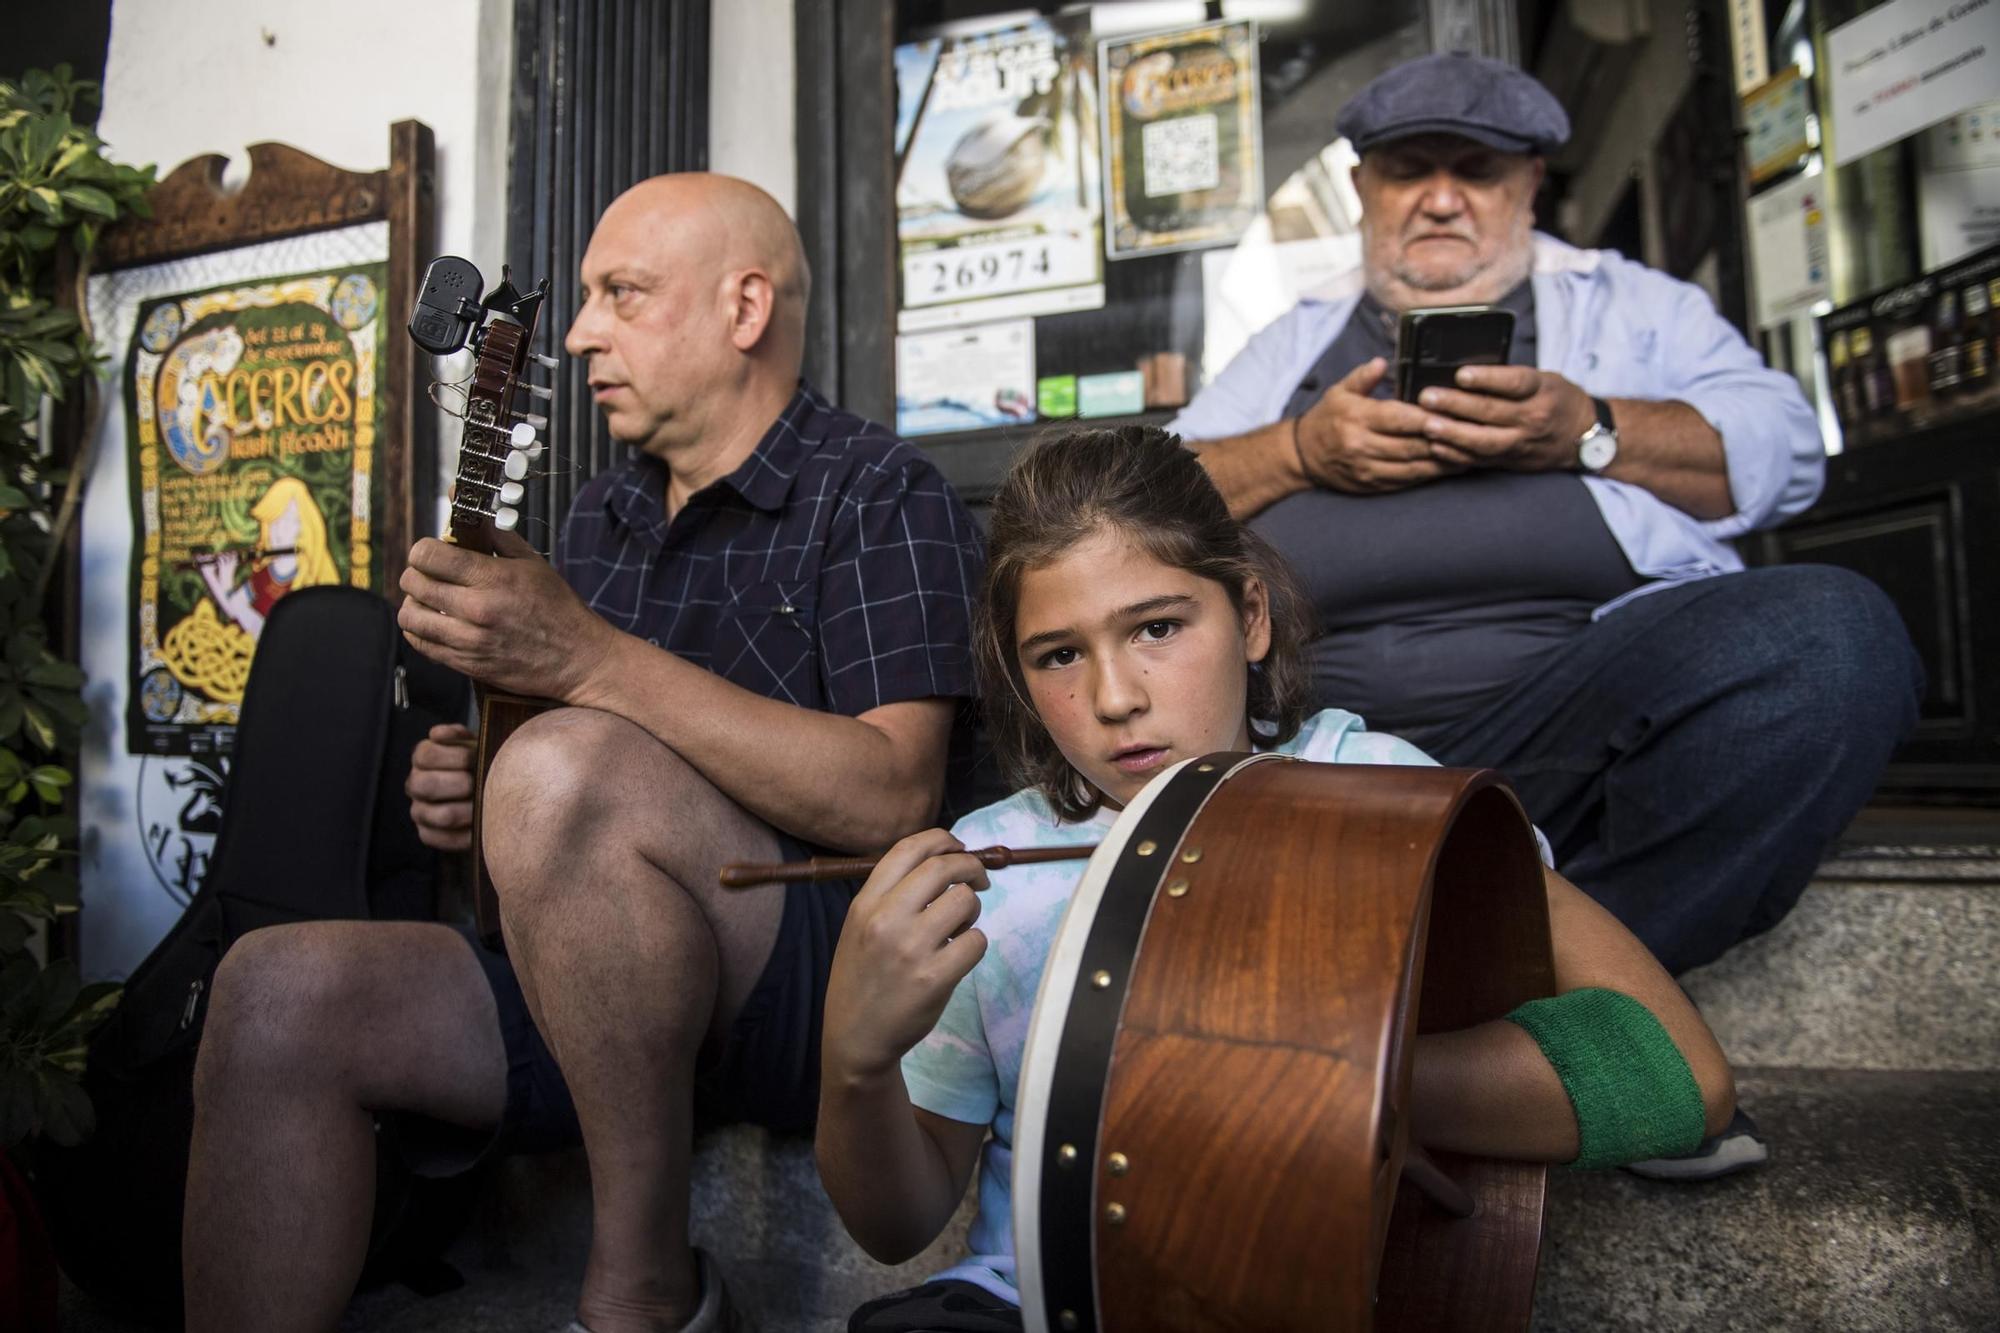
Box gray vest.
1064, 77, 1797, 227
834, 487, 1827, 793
1251, 285, 1641, 748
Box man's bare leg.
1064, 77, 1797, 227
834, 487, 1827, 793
184, 921, 507, 1332
480, 707, 787, 1333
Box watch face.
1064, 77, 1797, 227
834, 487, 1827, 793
1579, 430, 1618, 471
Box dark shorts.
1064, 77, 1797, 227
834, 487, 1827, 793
389, 838, 855, 1177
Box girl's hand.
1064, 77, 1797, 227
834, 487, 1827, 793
822, 828, 989, 1081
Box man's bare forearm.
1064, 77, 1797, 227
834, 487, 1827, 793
1599, 397, 1734, 520
1187, 420, 1311, 520
567, 632, 949, 851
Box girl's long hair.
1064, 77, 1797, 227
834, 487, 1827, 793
975, 425, 1315, 820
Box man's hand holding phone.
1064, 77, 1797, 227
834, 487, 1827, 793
1294, 357, 1465, 495
1417, 364, 1599, 473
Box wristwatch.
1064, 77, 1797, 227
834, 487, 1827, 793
1576, 396, 1619, 473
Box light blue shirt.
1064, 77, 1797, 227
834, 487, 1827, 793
898, 709, 1548, 1304
1167, 234, 1825, 617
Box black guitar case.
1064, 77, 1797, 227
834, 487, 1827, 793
32, 586, 476, 1324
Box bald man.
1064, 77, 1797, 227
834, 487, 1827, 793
183, 175, 985, 1333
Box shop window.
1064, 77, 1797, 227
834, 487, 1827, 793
877, 2, 1431, 493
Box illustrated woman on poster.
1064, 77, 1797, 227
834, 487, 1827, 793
196, 476, 339, 638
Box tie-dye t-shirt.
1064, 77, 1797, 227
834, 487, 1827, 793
899, 708, 1455, 1303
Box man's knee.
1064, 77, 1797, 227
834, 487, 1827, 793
480, 707, 735, 895
1754, 565, 1920, 730
197, 924, 370, 1101
1694, 566, 1920, 734
483, 707, 685, 835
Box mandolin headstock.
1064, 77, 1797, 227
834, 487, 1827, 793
409, 257, 555, 555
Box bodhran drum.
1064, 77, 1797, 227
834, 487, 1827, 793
1013, 753, 1556, 1333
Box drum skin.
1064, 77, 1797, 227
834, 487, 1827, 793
1015, 754, 1555, 1333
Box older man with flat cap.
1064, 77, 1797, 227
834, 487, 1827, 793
1175, 53, 1921, 1173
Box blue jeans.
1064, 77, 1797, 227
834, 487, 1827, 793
1412, 565, 1923, 975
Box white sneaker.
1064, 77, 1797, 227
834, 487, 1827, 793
1623, 1108, 1769, 1181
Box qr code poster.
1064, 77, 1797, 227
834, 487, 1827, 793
1101, 19, 1264, 258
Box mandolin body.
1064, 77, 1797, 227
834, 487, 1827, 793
467, 690, 553, 949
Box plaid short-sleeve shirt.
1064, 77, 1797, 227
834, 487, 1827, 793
554, 382, 983, 721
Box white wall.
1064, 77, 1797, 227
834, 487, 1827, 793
98, 0, 514, 535
98, 0, 514, 279
101, 0, 797, 273
709, 0, 797, 217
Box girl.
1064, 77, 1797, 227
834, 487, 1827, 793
816, 426, 1734, 1331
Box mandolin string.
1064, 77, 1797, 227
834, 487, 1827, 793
427, 378, 469, 418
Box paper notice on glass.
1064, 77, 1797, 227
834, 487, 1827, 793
1827, 0, 2000, 166
895, 319, 1037, 438
1748, 173, 1832, 329
895, 15, 1104, 332
1920, 162, 2000, 267
1726, 0, 1772, 93
1743, 67, 1814, 184
1101, 20, 1264, 257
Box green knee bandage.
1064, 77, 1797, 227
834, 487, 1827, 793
1504, 987, 1707, 1169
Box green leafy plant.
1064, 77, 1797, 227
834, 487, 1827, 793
0, 66, 154, 1146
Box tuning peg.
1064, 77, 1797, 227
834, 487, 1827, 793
525, 439, 545, 461
530, 353, 560, 369
523, 382, 555, 401
495, 506, 519, 532
515, 412, 549, 430
499, 481, 525, 505
505, 450, 529, 481
510, 421, 538, 448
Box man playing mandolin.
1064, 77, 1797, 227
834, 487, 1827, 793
183, 174, 985, 1333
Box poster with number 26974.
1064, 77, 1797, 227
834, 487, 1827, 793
894, 14, 1104, 331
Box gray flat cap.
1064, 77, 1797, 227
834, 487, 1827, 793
1336, 52, 1569, 155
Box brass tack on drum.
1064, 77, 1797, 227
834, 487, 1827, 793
1091, 970, 1112, 990
1180, 847, 1203, 864
1059, 1312, 1080, 1331
1107, 1152, 1129, 1176
1196, 762, 1215, 772
1135, 839, 1158, 856
1166, 878, 1189, 897
1058, 1143, 1078, 1168
1105, 1201, 1127, 1225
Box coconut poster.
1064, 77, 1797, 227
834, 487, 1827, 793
120, 265, 385, 755
1101, 19, 1264, 258
894, 13, 1103, 332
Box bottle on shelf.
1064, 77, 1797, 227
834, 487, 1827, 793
1829, 328, 1862, 429
1962, 281, 1992, 389
1927, 287, 1964, 401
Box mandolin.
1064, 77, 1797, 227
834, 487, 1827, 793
408, 256, 557, 949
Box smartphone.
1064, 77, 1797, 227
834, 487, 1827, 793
1394, 305, 1515, 402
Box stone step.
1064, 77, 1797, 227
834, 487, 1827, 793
361, 1129, 976, 1333
63, 1066, 1991, 1332
1681, 879, 2000, 1072
356, 1068, 2000, 1331
1532, 1067, 2000, 1332
57, 855, 1999, 1332
1817, 844, 2000, 882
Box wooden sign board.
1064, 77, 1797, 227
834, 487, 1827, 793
69, 122, 436, 979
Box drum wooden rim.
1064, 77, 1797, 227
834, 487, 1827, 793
1013, 753, 1283, 1333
